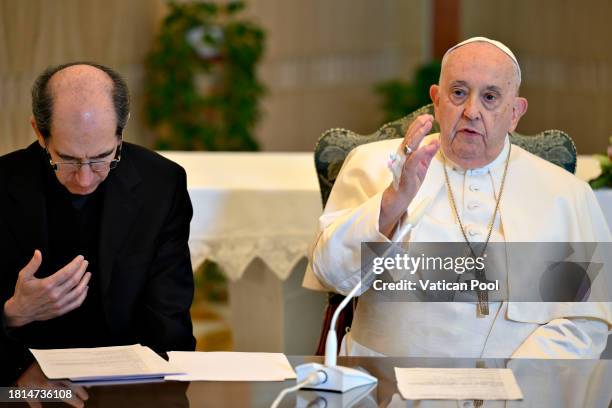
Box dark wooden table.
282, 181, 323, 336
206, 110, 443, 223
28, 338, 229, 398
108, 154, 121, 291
7, 356, 612, 407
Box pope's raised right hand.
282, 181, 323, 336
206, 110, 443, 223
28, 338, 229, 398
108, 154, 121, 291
379, 114, 440, 238
3, 250, 91, 327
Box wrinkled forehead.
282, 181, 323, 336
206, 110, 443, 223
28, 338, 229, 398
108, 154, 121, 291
441, 42, 519, 90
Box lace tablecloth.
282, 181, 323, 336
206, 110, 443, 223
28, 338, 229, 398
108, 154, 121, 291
160, 152, 322, 281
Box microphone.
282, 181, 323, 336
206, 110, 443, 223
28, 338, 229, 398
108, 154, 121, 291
296, 198, 431, 392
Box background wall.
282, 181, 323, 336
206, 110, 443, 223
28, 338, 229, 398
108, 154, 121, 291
245, 0, 428, 151
1, 0, 611, 155
0, 0, 165, 154
0, 0, 428, 154
462, 0, 612, 154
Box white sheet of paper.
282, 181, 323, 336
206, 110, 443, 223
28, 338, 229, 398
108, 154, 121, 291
30, 344, 183, 381
165, 351, 296, 381
394, 367, 523, 400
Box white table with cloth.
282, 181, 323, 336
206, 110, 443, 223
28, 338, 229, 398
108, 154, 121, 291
160, 151, 611, 355
159, 152, 326, 354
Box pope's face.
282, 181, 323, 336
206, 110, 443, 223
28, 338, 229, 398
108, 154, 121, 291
430, 42, 527, 168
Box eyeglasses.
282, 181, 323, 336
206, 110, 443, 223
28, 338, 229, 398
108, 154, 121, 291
45, 142, 122, 175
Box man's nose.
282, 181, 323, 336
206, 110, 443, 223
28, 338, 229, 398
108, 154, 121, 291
75, 164, 96, 186
463, 96, 481, 121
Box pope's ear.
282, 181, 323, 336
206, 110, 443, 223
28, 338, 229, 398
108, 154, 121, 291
30, 117, 46, 148
509, 97, 528, 132
429, 84, 440, 106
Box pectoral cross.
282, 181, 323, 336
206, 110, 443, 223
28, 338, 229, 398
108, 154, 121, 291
475, 267, 490, 317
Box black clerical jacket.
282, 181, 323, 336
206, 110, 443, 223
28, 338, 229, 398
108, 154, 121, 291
0, 142, 195, 382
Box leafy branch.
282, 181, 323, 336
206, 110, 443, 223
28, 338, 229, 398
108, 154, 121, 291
145, 1, 265, 151
589, 136, 612, 189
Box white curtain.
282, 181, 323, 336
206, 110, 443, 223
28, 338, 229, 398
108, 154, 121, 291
0, 0, 165, 154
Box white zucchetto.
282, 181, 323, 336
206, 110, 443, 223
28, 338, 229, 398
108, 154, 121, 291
442, 36, 521, 82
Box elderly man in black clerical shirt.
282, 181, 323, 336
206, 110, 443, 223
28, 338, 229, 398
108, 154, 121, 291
0, 62, 195, 383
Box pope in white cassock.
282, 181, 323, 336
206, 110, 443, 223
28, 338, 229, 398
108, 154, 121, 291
304, 37, 612, 358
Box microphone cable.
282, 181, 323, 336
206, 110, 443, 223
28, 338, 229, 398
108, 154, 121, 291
270, 370, 327, 408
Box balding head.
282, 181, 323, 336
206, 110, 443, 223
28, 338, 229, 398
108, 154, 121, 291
31, 62, 130, 141
50, 65, 117, 142
49, 64, 114, 107
30, 62, 130, 195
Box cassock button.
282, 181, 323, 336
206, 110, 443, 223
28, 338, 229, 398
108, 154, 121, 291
469, 184, 480, 192
467, 202, 480, 210
469, 168, 487, 176
468, 228, 480, 237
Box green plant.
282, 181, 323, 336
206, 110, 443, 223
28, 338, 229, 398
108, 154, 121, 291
375, 60, 441, 124
145, 1, 265, 151
589, 136, 612, 189
193, 260, 228, 303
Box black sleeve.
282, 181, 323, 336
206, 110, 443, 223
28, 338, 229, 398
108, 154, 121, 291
136, 167, 196, 352
0, 216, 32, 385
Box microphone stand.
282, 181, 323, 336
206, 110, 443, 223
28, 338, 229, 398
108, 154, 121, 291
295, 199, 430, 392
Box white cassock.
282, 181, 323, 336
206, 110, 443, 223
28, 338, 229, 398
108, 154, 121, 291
304, 133, 612, 358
